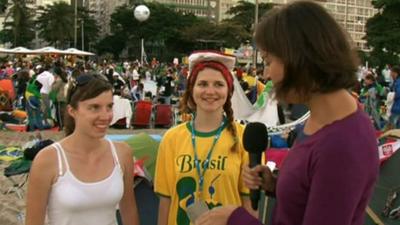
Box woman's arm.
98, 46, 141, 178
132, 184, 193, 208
25, 147, 57, 225
158, 196, 171, 225
117, 142, 140, 225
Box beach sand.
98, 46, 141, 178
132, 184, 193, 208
0, 128, 167, 225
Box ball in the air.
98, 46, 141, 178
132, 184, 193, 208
134, 5, 150, 22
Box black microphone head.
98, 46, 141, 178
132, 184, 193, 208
243, 122, 269, 154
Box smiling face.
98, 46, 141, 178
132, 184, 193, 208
191, 68, 229, 114
68, 90, 113, 138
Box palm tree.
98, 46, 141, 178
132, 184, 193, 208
36, 2, 74, 48
224, 0, 274, 33
1, 0, 35, 47
36, 2, 99, 49
0, 0, 8, 13
76, 7, 100, 51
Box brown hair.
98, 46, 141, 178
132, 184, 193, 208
364, 74, 376, 82
180, 67, 239, 152
255, 1, 358, 102
391, 66, 400, 75
64, 74, 113, 136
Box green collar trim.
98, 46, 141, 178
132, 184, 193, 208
186, 119, 228, 137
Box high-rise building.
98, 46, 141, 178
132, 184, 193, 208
259, 0, 377, 51
156, 0, 218, 22
149, 0, 376, 50
324, 0, 377, 51
85, 0, 129, 36
36, 0, 71, 6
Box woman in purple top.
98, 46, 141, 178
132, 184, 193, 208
194, 1, 379, 225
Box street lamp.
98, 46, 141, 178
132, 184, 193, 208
253, 0, 259, 70
81, 20, 84, 50
134, 5, 150, 65
74, 0, 78, 48
73, 0, 86, 48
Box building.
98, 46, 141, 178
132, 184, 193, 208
260, 0, 377, 51
36, 0, 71, 6
324, 0, 377, 51
85, 0, 129, 36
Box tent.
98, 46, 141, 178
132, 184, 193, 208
7, 47, 34, 54
0, 47, 32, 54
62, 48, 95, 56
0, 47, 95, 56
30, 47, 65, 55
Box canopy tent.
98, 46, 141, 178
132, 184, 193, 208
62, 48, 95, 56
30, 47, 65, 55
0, 47, 95, 56
10, 47, 33, 54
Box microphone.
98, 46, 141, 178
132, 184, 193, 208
243, 122, 269, 210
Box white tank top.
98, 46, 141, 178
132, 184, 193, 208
47, 140, 124, 225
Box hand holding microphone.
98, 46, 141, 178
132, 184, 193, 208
242, 165, 276, 195
243, 122, 269, 210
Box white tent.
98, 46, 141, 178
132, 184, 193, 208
0, 47, 95, 56
0, 47, 34, 54
11, 47, 34, 54
62, 48, 95, 56
30, 47, 65, 55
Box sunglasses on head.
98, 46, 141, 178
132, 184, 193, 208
67, 74, 108, 103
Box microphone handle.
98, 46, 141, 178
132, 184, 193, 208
249, 152, 262, 210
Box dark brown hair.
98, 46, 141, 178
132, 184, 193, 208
364, 74, 376, 82
180, 67, 238, 152
255, 1, 358, 102
391, 66, 400, 75
64, 74, 113, 136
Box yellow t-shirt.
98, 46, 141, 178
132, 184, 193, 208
154, 121, 249, 225
242, 75, 256, 87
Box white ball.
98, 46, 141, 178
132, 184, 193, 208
134, 5, 150, 22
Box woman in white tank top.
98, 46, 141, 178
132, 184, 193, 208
25, 74, 140, 225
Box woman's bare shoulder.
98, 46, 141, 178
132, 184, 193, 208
32, 144, 59, 167
112, 141, 133, 160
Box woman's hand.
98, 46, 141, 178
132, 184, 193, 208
195, 206, 238, 225
242, 165, 276, 193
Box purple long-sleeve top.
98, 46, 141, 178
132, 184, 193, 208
228, 108, 379, 225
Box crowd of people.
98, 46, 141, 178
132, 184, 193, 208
0, 57, 188, 130
0, 0, 395, 225
0, 49, 277, 131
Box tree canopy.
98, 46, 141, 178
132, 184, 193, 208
96, 2, 202, 60
36, 2, 99, 49
365, 0, 400, 67
96, 1, 274, 60
224, 0, 274, 33
0, 0, 35, 47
